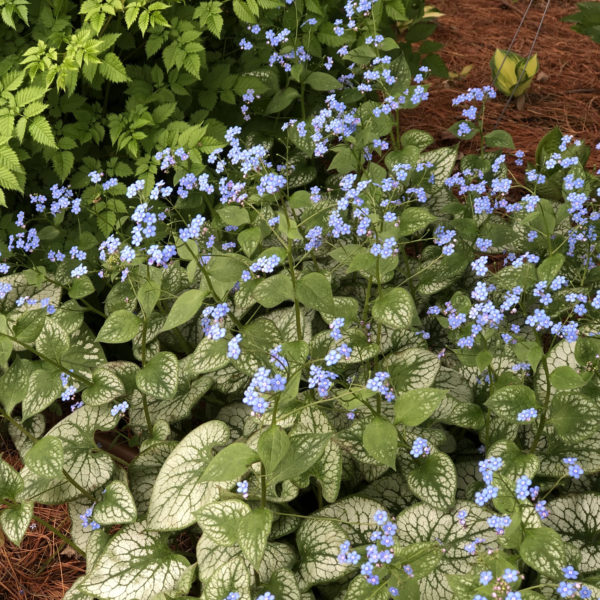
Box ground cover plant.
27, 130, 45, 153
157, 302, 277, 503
1, 0, 600, 599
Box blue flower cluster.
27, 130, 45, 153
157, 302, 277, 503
337, 509, 410, 594
242, 366, 287, 415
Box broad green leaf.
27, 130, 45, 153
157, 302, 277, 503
296, 272, 335, 315
395, 388, 446, 426
485, 384, 538, 421
14, 308, 46, 342
258, 426, 291, 473
147, 420, 231, 531
550, 391, 600, 442
238, 507, 273, 570
69, 276, 95, 299
161, 289, 207, 332
406, 452, 457, 511
304, 71, 342, 91
363, 417, 397, 469
265, 88, 299, 114
82, 365, 126, 407
195, 499, 250, 545
0, 501, 33, 545
252, 272, 294, 309
200, 443, 260, 482
217, 204, 250, 226
484, 129, 515, 149
24, 436, 63, 479
372, 287, 416, 330
520, 527, 568, 579
136, 352, 178, 399
96, 310, 142, 344
93, 481, 137, 526
549, 365, 592, 390
82, 522, 189, 600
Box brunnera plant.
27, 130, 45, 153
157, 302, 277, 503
1, 3, 600, 600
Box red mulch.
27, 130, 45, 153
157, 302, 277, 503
397, 0, 600, 167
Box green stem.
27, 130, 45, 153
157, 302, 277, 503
260, 462, 267, 508
287, 241, 303, 340
33, 515, 86, 557
0, 407, 37, 442
530, 356, 552, 453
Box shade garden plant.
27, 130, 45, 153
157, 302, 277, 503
1, 1, 600, 600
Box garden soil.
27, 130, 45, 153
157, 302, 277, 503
2, 1, 600, 598
397, 0, 600, 166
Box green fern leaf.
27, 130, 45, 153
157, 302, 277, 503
28, 115, 57, 148
99, 52, 130, 83
0, 166, 22, 191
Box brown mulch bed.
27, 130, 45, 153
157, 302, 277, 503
0, 436, 86, 600
397, 0, 600, 167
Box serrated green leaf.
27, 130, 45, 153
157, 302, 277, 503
28, 115, 57, 148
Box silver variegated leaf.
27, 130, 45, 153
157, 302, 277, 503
195, 499, 250, 545
18, 405, 119, 504
128, 441, 177, 515
82, 521, 190, 600
546, 493, 600, 573
197, 535, 296, 585
296, 496, 385, 590
0, 500, 33, 545
136, 351, 178, 400
22, 366, 63, 419
93, 480, 137, 526
147, 420, 232, 531
395, 502, 496, 599
82, 365, 126, 407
